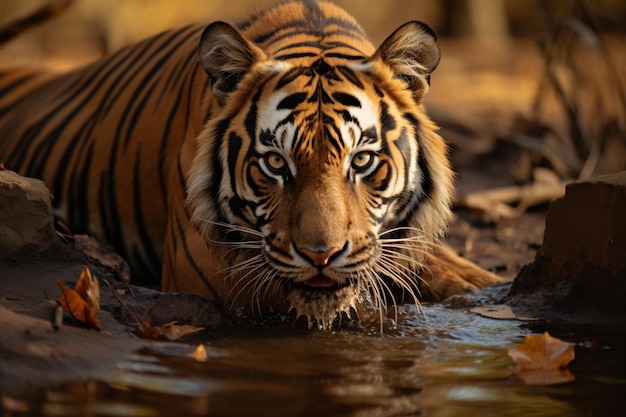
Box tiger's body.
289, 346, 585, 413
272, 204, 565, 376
0, 1, 500, 329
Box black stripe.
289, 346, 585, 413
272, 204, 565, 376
276, 67, 311, 89
210, 118, 230, 221
325, 52, 366, 61
332, 92, 361, 108
164, 149, 218, 293
275, 52, 318, 61
65, 116, 97, 233
273, 41, 325, 54
416, 149, 433, 203
101, 153, 122, 254
369, 160, 393, 192
0, 72, 38, 97
326, 40, 367, 54
227, 132, 243, 207
322, 114, 343, 156
132, 152, 162, 278
337, 66, 364, 89
277, 92, 307, 110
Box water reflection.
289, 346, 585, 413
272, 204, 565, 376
4, 303, 625, 416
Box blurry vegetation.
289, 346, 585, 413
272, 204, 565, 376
1, 0, 624, 68
0, 0, 624, 217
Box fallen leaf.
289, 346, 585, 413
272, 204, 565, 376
509, 331, 575, 370
508, 331, 575, 385
135, 315, 161, 340
101, 278, 205, 341
56, 266, 100, 330
73, 265, 100, 313
135, 316, 205, 341
190, 344, 208, 362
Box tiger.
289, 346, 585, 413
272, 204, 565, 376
0, 0, 501, 329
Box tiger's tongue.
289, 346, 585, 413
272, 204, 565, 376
305, 275, 337, 288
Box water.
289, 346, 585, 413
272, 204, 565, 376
3, 304, 626, 417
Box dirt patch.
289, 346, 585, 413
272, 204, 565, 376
0, 222, 227, 390
508, 172, 626, 317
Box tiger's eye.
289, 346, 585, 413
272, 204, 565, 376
351, 151, 374, 170
265, 152, 286, 171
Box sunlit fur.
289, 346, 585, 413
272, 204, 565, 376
0, 1, 499, 330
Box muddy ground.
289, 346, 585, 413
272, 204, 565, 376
0, 166, 546, 391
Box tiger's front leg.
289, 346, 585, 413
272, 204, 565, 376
417, 246, 503, 301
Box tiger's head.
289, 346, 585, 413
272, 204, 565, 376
187, 11, 454, 329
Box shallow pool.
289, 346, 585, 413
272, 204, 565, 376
4, 303, 626, 417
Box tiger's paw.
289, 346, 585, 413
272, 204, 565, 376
418, 246, 504, 301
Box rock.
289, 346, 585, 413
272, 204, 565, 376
0, 170, 57, 257
508, 171, 626, 314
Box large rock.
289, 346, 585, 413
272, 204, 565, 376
0, 170, 56, 256
508, 171, 626, 314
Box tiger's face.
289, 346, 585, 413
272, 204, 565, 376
188, 19, 453, 329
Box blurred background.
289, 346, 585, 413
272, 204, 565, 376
1, 0, 625, 216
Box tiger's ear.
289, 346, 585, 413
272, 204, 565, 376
198, 21, 266, 104
373, 21, 440, 102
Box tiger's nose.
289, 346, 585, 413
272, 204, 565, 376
298, 246, 342, 267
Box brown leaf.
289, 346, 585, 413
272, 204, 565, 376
508, 331, 575, 370
73, 265, 100, 313
190, 344, 208, 362
135, 315, 161, 340
135, 316, 205, 341
56, 266, 100, 330
508, 332, 576, 385
153, 322, 205, 341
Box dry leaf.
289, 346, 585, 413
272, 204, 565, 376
56, 266, 101, 330
508, 331, 575, 385
101, 278, 205, 341
135, 315, 161, 340
190, 344, 208, 362
135, 316, 205, 341
73, 265, 100, 313
509, 331, 575, 370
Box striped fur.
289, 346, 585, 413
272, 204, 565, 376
0, 1, 500, 329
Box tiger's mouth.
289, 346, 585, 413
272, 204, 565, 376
294, 274, 351, 291
286, 274, 360, 330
